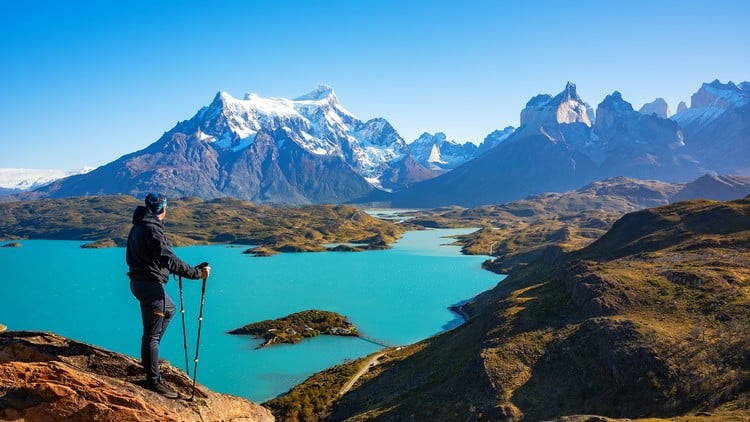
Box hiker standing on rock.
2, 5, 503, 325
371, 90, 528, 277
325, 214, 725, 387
126, 193, 211, 399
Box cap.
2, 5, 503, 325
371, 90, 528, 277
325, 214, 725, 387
145, 193, 168, 214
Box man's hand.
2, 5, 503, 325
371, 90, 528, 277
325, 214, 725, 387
196, 262, 211, 280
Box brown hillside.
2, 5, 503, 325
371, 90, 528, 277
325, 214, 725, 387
329, 197, 750, 421
0, 195, 403, 253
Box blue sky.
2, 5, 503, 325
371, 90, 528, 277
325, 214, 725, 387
1, 0, 748, 170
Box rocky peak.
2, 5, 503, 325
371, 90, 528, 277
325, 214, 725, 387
592, 91, 637, 138
690, 79, 748, 109
676, 101, 688, 114
0, 331, 274, 421
417, 132, 448, 145
294, 84, 338, 102
520, 82, 592, 131
598, 91, 633, 112
639, 98, 671, 118
478, 126, 515, 153
593, 90, 686, 160
555, 81, 580, 103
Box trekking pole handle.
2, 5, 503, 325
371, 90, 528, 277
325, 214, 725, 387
196, 262, 210, 280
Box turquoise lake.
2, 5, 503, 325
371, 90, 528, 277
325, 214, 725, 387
0, 229, 503, 402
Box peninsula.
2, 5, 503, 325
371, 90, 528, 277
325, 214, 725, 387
229, 310, 357, 348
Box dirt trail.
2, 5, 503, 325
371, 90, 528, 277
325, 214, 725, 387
339, 351, 386, 396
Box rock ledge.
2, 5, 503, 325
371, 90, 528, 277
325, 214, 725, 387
0, 331, 274, 421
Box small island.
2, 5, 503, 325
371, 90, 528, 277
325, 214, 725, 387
229, 310, 357, 348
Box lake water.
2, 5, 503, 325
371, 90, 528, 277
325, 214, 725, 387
0, 229, 503, 402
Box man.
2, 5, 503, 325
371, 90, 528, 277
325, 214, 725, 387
126, 193, 211, 398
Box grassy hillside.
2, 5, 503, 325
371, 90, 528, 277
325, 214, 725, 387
0, 195, 403, 253
403, 177, 680, 273
327, 197, 750, 420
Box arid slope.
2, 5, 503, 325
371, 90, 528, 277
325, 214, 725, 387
329, 197, 750, 421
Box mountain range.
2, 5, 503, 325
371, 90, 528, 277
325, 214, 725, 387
391, 80, 750, 207
0, 167, 91, 195
19, 79, 750, 206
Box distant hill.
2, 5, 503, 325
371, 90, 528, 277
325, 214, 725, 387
0, 195, 403, 254
671, 173, 750, 202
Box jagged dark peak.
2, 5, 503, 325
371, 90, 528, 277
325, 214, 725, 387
598, 91, 634, 112
195, 91, 234, 121
479, 127, 515, 150
204, 91, 230, 109
414, 132, 448, 144
526, 93, 553, 107
294, 84, 337, 102
692, 79, 749, 108
361, 117, 396, 132
553, 81, 581, 103
524, 82, 583, 108
705, 79, 738, 90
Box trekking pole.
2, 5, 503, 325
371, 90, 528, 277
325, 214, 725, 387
190, 262, 209, 401
178, 275, 190, 376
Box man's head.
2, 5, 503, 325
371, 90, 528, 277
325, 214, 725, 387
145, 193, 168, 217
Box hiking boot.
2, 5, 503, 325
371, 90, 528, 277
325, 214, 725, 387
148, 381, 179, 399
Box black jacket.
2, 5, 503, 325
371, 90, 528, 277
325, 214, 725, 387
126, 206, 201, 283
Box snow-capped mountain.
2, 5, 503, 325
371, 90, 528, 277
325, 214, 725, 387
196, 85, 408, 188
407, 128, 516, 171
407, 133, 479, 171
406, 126, 517, 172
33, 86, 432, 204
672, 80, 750, 174
392, 81, 745, 207
0, 168, 91, 194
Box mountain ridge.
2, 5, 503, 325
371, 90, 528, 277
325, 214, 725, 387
391, 80, 748, 207
14, 79, 750, 208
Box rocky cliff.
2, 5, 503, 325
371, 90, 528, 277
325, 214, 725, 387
0, 331, 274, 422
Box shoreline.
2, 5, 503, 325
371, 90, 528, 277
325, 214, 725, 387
449, 302, 472, 321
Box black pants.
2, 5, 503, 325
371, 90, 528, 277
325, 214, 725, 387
130, 280, 176, 385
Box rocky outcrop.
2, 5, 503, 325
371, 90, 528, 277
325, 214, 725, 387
519, 82, 593, 135
0, 331, 274, 422
562, 261, 627, 317
638, 97, 671, 118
